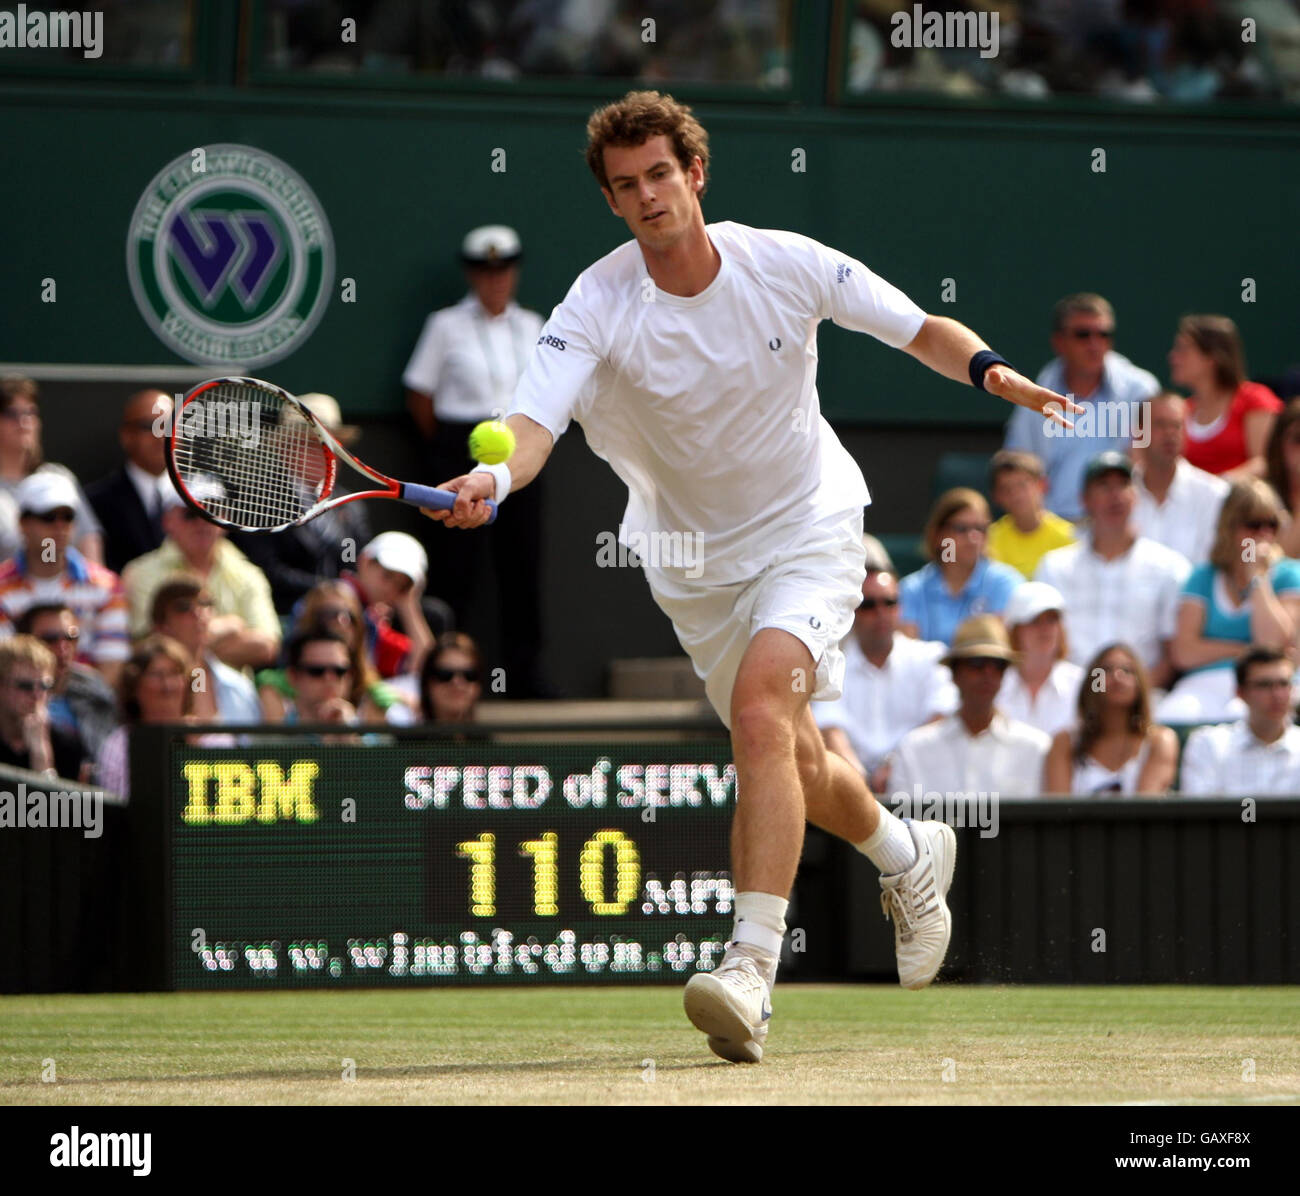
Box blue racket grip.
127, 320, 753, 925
399, 481, 498, 524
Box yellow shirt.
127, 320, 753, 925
987, 511, 1077, 579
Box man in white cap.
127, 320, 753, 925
342, 531, 435, 679
402, 224, 548, 695
996, 581, 1084, 737
0, 472, 130, 688
230, 393, 376, 612
121, 476, 280, 669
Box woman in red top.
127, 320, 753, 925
1168, 314, 1281, 480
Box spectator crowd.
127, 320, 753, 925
820, 293, 1300, 799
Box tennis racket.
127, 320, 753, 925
163, 375, 497, 532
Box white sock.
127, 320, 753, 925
732, 891, 787, 965
857, 805, 918, 875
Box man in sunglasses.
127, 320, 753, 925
815, 560, 956, 795
1181, 647, 1300, 795
1003, 293, 1160, 521
0, 635, 89, 780
0, 472, 129, 690
15, 602, 117, 761
283, 630, 357, 727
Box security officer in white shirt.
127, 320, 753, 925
889, 614, 1051, 799
1181, 647, 1300, 795
403, 226, 548, 694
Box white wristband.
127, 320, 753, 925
472, 462, 512, 504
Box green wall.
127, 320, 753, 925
4, 83, 1298, 425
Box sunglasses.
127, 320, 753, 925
946, 522, 989, 536
1241, 519, 1280, 533
169, 598, 215, 615
1, 406, 40, 421
36, 629, 79, 644
10, 677, 54, 693
1068, 328, 1115, 341
28, 508, 75, 524
299, 664, 350, 679
123, 418, 158, 432
858, 597, 900, 612
433, 666, 480, 683
316, 607, 358, 623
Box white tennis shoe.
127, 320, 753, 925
683, 945, 773, 1063
879, 818, 957, 990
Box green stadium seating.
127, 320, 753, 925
930, 451, 994, 504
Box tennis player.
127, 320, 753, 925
428, 91, 1078, 1063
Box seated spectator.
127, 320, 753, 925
899, 488, 1022, 645
1044, 643, 1178, 796
1264, 398, 1300, 560
281, 629, 360, 727
419, 632, 484, 725
151, 575, 260, 724
0, 473, 129, 688
229, 393, 374, 612
122, 477, 280, 669
0, 375, 103, 563
0, 635, 89, 780
1158, 480, 1300, 724
996, 582, 1084, 738
888, 615, 1050, 799
1181, 648, 1300, 796
84, 389, 174, 574
816, 563, 956, 793
1169, 314, 1282, 481
259, 581, 404, 724
1002, 293, 1158, 521
339, 532, 436, 678
1035, 452, 1190, 688
95, 634, 193, 798
16, 602, 117, 760
1132, 392, 1229, 566
986, 450, 1076, 578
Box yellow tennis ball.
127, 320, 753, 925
468, 420, 515, 465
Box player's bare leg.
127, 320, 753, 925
796, 707, 958, 990
683, 627, 811, 1062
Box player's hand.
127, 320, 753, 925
984, 365, 1083, 430
422, 473, 496, 529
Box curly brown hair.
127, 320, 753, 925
585, 90, 710, 194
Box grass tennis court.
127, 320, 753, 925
2, 986, 1297, 1106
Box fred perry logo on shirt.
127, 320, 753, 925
809, 616, 822, 630
769, 337, 781, 351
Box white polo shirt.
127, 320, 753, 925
996, 659, 1085, 737
509, 221, 927, 585
813, 631, 958, 770
1132, 458, 1229, 568
404, 294, 544, 422
1034, 534, 1191, 672
1180, 720, 1300, 796
888, 712, 1051, 799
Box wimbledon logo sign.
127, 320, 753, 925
126, 144, 334, 368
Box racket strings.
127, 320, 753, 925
170, 383, 332, 530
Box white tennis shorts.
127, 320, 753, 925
645, 508, 867, 728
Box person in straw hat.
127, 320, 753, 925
889, 614, 1051, 800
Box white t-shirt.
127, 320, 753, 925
888, 712, 1051, 799
511, 222, 928, 585
813, 631, 957, 770
404, 295, 544, 422
1132, 458, 1229, 568
996, 659, 1084, 738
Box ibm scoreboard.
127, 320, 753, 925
161, 736, 735, 988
